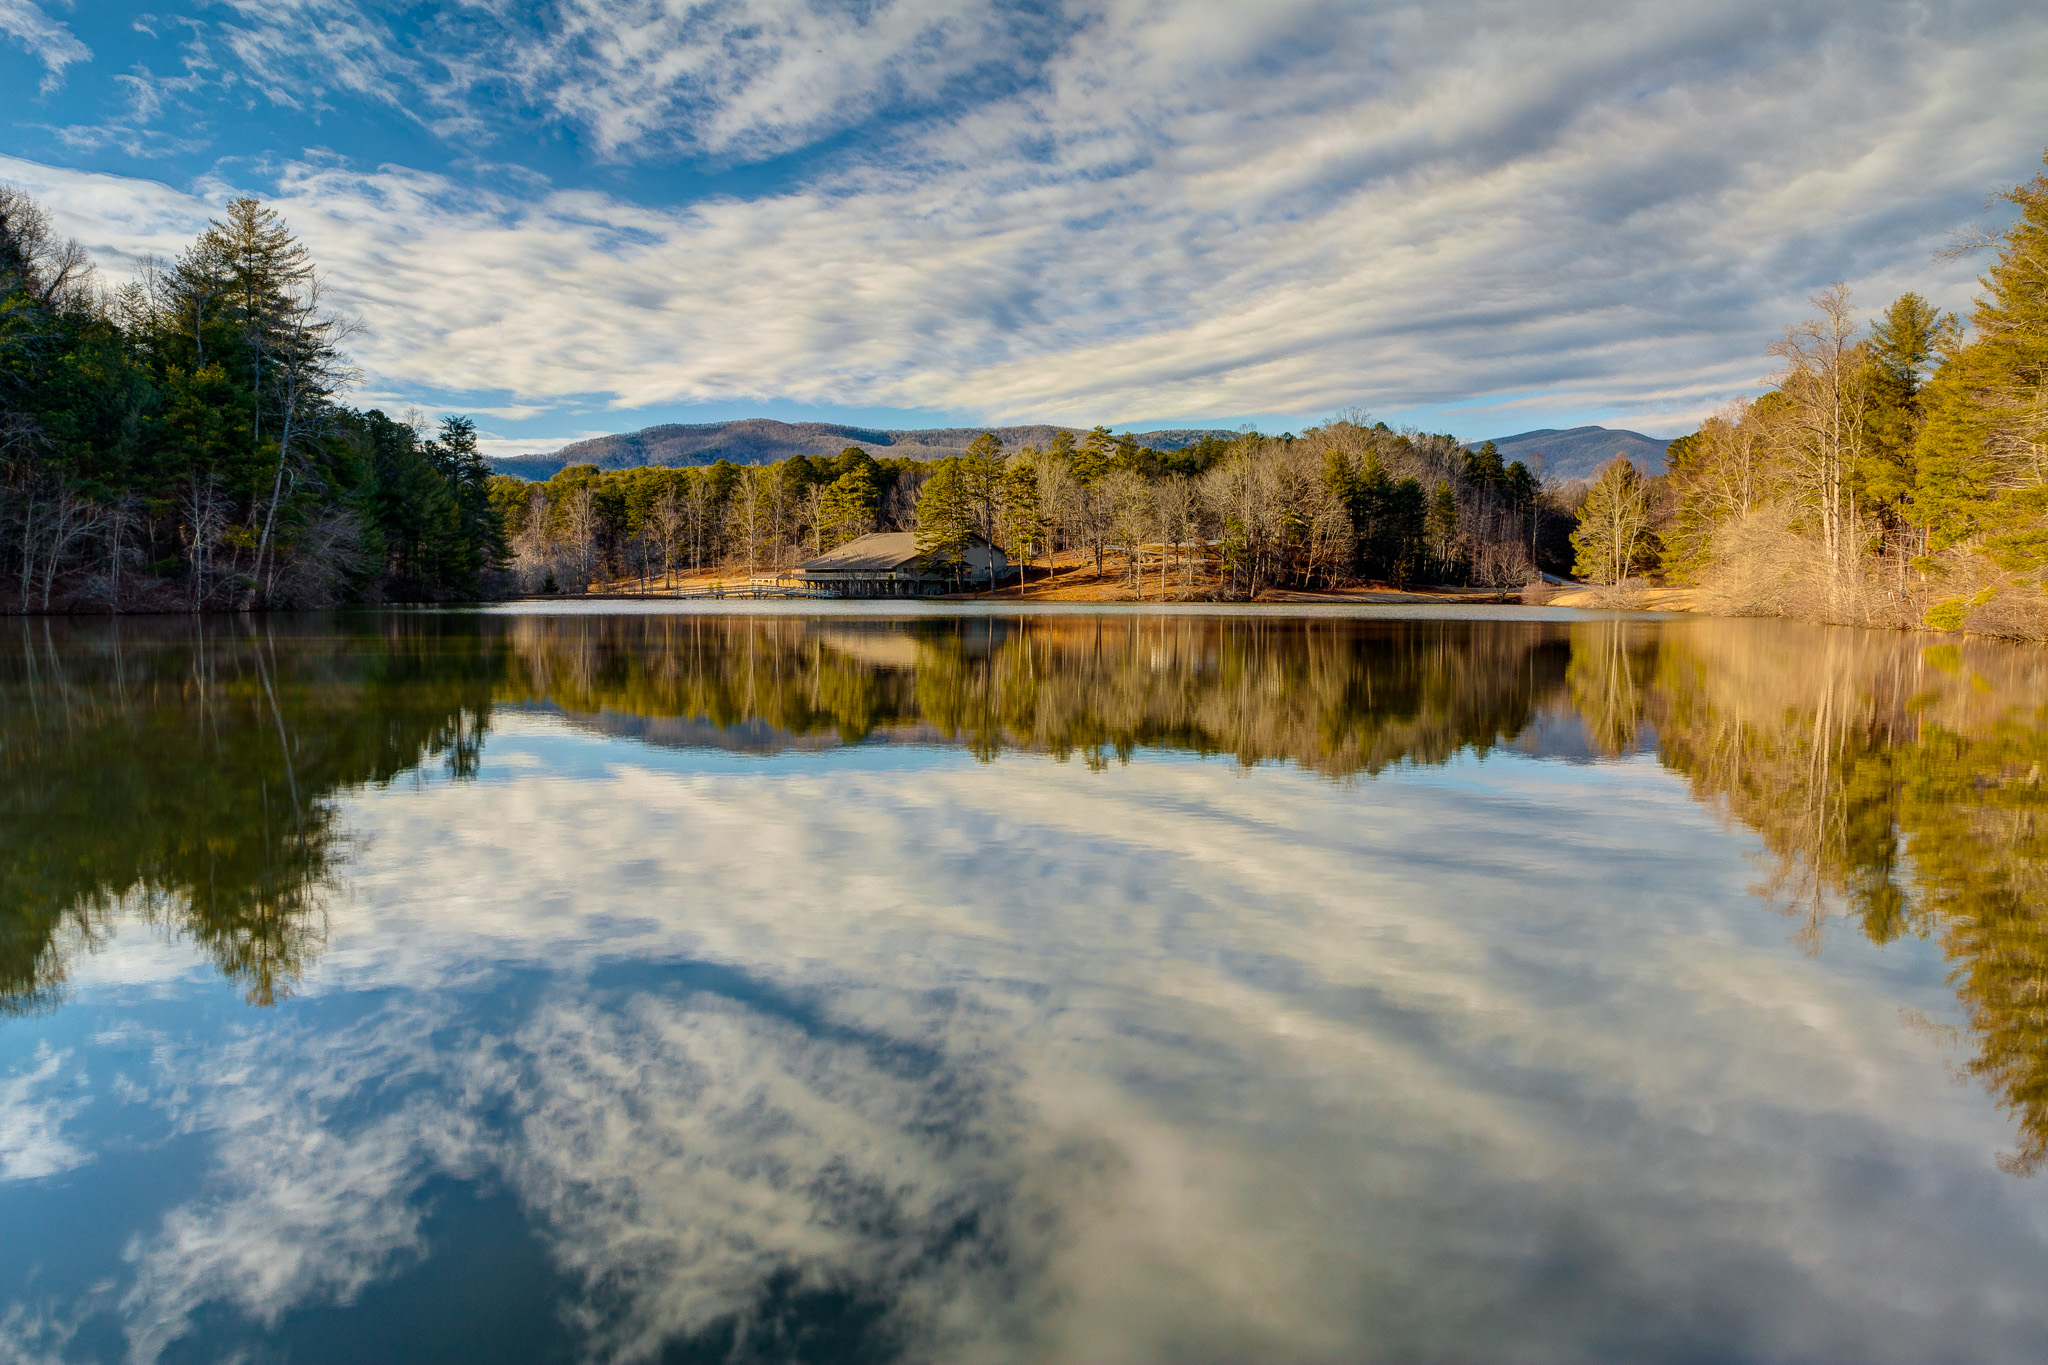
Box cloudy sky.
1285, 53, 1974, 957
2, 0, 2044, 456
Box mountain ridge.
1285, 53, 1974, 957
1480, 426, 1672, 482
491, 419, 1238, 481
489, 417, 1674, 483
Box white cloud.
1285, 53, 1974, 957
7, 1, 2048, 432
211, 0, 1047, 162
0, 0, 89, 93
498, 0, 1031, 162
116, 1009, 457, 1364
0, 1045, 90, 1182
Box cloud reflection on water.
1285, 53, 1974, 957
4, 613, 2048, 1363
74, 735, 2048, 1363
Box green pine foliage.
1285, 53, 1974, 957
1915, 154, 2048, 587
1, 185, 504, 609
1071, 426, 1116, 486
819, 460, 882, 546
914, 458, 975, 572
1857, 292, 1948, 526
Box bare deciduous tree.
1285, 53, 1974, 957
651, 483, 685, 589
1768, 284, 1870, 595
562, 486, 601, 591
732, 467, 769, 579
181, 474, 230, 611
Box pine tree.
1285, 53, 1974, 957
999, 458, 1043, 593
818, 463, 879, 546
915, 458, 974, 585
1462, 440, 1506, 494
1915, 151, 2048, 591
961, 431, 1006, 544
1382, 477, 1427, 584
1426, 483, 1461, 581
422, 415, 502, 582
1858, 292, 1950, 534
1072, 426, 1115, 485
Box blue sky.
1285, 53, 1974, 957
3, 0, 2045, 458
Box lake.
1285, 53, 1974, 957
3, 605, 2046, 1364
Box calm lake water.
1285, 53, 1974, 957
4, 606, 2047, 1364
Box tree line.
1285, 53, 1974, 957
490, 445, 925, 592
498, 422, 1566, 596
0, 185, 505, 612
1567, 149, 2048, 638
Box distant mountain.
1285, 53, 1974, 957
493, 419, 1238, 480
1480, 426, 1672, 484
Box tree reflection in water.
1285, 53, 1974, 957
4, 610, 2045, 1172
0, 615, 497, 1011
1630, 619, 2048, 1173
498, 613, 1572, 774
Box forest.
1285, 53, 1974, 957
0, 187, 503, 611
1567, 151, 2048, 639
492, 422, 1558, 598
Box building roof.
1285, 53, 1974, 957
797, 532, 923, 574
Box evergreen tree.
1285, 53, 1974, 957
1072, 426, 1115, 485
1385, 479, 1427, 583
1858, 292, 1950, 532
1000, 458, 1044, 592
1462, 440, 1506, 494
819, 462, 880, 545
1334, 451, 1427, 583
961, 431, 1006, 543
915, 458, 974, 586
1426, 483, 1462, 580
1915, 152, 2048, 585
425, 415, 506, 583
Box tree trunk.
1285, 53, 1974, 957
17, 487, 38, 611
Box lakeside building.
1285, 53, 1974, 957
789, 532, 1008, 598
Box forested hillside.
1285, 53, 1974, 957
1566, 150, 2048, 638
492, 424, 1566, 596
0, 186, 503, 611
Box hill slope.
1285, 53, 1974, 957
494, 419, 1236, 480
1482, 426, 1672, 483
